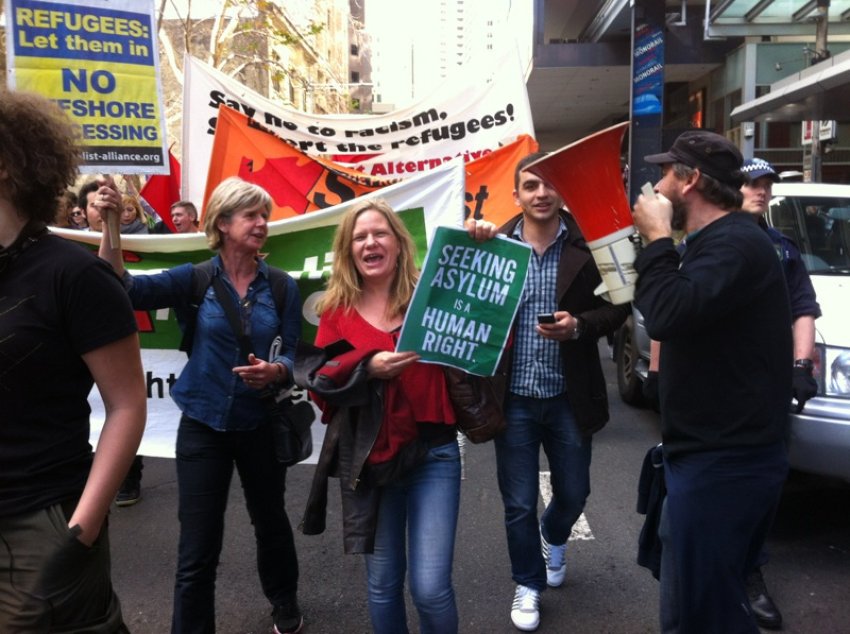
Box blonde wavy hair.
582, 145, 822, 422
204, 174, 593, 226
316, 198, 418, 319
203, 177, 272, 250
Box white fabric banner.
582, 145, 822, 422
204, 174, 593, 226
74, 161, 467, 460
182, 50, 533, 205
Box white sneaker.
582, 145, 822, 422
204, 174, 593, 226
541, 530, 567, 587
510, 584, 540, 631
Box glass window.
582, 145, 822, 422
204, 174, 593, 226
768, 195, 850, 273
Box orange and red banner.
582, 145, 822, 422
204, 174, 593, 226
205, 105, 537, 226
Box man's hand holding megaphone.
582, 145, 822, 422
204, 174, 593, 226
632, 183, 674, 245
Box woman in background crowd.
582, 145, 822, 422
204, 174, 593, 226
120, 195, 150, 234
68, 201, 89, 229
52, 190, 77, 228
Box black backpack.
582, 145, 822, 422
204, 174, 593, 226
179, 259, 291, 357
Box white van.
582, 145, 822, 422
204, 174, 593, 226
765, 182, 850, 482
614, 182, 850, 482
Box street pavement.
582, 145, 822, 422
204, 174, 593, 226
109, 351, 850, 633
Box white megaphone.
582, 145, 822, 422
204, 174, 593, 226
525, 122, 637, 305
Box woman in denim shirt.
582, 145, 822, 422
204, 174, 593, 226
98, 177, 304, 634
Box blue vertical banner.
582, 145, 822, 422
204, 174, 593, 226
628, 2, 666, 205
632, 23, 664, 116
4, 0, 169, 174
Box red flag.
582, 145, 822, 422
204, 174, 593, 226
140, 150, 181, 232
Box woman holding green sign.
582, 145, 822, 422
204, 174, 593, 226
300, 198, 495, 634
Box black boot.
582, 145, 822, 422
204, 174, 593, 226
272, 593, 303, 634
746, 567, 782, 630
116, 455, 143, 507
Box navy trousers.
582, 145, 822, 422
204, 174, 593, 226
659, 443, 787, 634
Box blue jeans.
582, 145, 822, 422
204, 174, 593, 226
495, 392, 592, 591
658, 444, 787, 634
365, 440, 461, 634
172, 417, 299, 634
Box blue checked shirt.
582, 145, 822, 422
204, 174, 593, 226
509, 218, 568, 398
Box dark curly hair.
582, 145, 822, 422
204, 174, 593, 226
0, 90, 81, 224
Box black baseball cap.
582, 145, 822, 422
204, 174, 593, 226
645, 130, 744, 187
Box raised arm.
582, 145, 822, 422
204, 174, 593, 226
95, 178, 126, 276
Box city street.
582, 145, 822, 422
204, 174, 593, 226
109, 352, 850, 633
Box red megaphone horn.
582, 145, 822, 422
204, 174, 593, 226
525, 122, 637, 304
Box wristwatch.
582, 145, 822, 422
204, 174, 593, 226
794, 358, 814, 371
571, 317, 583, 340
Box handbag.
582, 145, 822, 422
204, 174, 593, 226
211, 276, 313, 466
443, 365, 507, 443
265, 384, 315, 466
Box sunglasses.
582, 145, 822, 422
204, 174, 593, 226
71, 211, 83, 217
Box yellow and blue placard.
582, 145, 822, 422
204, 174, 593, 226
4, 0, 169, 174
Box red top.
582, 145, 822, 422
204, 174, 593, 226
314, 306, 456, 464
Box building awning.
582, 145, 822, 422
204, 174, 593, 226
731, 49, 850, 123
707, 0, 850, 39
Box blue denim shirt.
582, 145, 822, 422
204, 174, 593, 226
125, 255, 301, 431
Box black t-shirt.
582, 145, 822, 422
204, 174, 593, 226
0, 234, 138, 516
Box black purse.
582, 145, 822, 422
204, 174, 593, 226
211, 276, 313, 466
264, 385, 315, 466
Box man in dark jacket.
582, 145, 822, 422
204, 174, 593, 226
632, 131, 792, 634
491, 153, 628, 631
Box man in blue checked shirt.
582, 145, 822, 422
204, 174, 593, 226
489, 153, 628, 631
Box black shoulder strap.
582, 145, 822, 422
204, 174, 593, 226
179, 259, 216, 356
211, 274, 254, 362
266, 266, 290, 316
191, 259, 216, 306
180, 261, 291, 357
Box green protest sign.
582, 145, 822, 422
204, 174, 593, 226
397, 227, 530, 376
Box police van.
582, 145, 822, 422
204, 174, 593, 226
765, 182, 850, 482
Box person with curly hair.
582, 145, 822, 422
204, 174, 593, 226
0, 89, 146, 632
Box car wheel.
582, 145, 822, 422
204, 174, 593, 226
616, 317, 645, 406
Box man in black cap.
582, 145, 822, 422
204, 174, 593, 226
740, 157, 820, 629
632, 131, 792, 633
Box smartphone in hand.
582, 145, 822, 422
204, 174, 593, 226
537, 313, 556, 324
